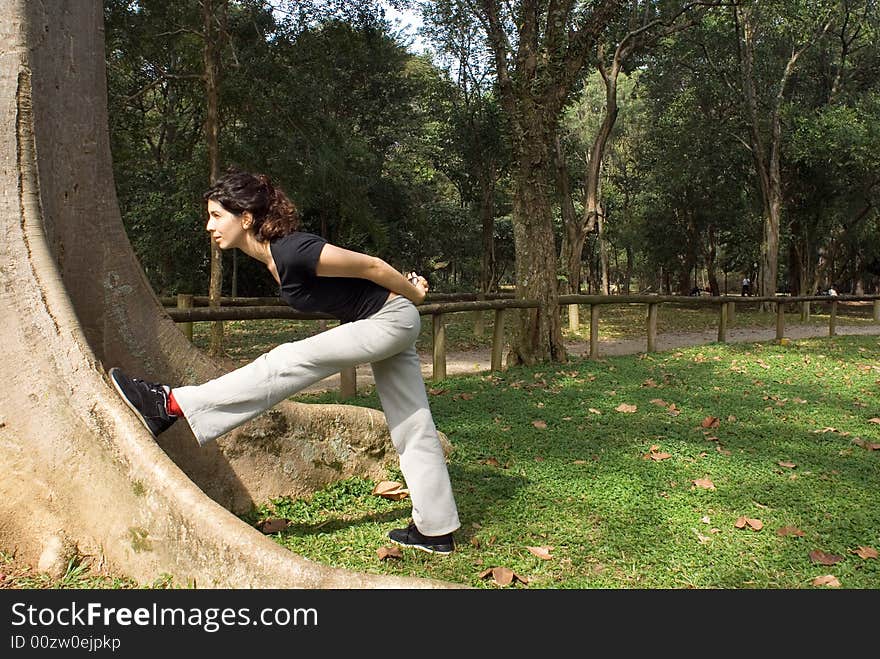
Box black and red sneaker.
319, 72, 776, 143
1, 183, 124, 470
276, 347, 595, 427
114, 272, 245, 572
109, 367, 177, 437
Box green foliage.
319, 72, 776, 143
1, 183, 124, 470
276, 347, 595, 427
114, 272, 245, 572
105, 2, 880, 299
106, 0, 487, 296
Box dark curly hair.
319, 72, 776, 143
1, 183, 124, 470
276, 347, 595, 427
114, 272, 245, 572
203, 167, 300, 241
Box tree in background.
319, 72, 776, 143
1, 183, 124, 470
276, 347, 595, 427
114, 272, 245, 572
105, 0, 213, 294
731, 1, 837, 304
421, 0, 511, 295
784, 0, 880, 296
106, 0, 458, 296
467, 0, 626, 365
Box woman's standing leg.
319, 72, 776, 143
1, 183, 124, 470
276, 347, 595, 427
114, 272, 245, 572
371, 344, 460, 537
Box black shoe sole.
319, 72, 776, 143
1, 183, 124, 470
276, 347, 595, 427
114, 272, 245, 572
389, 537, 454, 555
109, 367, 158, 438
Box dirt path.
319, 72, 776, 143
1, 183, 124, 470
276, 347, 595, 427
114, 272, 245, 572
304, 323, 880, 394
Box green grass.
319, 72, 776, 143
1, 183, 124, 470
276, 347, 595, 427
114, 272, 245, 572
0, 552, 176, 590
4, 304, 878, 589
240, 333, 880, 589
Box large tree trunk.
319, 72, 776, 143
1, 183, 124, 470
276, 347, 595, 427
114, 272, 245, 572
555, 134, 584, 330
597, 204, 610, 295
477, 0, 624, 363
704, 224, 719, 295
508, 140, 567, 365
0, 0, 454, 589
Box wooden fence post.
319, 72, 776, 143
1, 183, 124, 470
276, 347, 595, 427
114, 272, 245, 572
589, 304, 600, 359
433, 313, 446, 381
717, 302, 727, 343
874, 299, 880, 322
491, 309, 505, 371
339, 366, 357, 399
177, 293, 194, 341
646, 303, 658, 353
829, 299, 837, 336
776, 301, 785, 341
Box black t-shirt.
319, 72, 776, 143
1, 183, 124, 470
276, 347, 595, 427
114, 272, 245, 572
269, 232, 389, 322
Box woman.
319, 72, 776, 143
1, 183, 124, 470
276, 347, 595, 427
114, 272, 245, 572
110, 168, 460, 554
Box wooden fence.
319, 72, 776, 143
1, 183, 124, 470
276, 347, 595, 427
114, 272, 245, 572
164, 292, 880, 398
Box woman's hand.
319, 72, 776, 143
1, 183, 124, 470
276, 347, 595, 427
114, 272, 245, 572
407, 271, 428, 304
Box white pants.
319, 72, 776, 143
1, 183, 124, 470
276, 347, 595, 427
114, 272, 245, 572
172, 295, 460, 536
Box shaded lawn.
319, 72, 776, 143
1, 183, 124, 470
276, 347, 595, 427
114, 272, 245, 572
242, 334, 880, 589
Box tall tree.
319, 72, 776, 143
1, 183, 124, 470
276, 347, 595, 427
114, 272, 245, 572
732, 0, 837, 304
422, 0, 509, 294
470, 0, 626, 365
559, 2, 716, 330
204, 0, 228, 356
784, 0, 879, 296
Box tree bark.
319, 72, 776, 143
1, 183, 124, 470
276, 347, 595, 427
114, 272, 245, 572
479, 168, 498, 293
508, 136, 567, 364
0, 0, 452, 589
205, 0, 224, 355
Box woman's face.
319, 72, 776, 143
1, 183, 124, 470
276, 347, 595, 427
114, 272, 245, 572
205, 199, 251, 250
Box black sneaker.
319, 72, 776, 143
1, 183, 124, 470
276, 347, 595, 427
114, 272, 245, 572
109, 367, 177, 437
388, 521, 455, 555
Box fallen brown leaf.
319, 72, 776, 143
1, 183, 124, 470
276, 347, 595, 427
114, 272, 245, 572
478, 566, 528, 587
693, 477, 715, 490
812, 575, 841, 587
257, 518, 290, 534
532, 420, 547, 429
615, 403, 638, 413
526, 546, 554, 560
372, 480, 410, 501
809, 550, 844, 565
734, 517, 763, 531
643, 446, 672, 461
852, 438, 880, 450
854, 546, 878, 559
700, 416, 720, 428
777, 460, 797, 469
777, 526, 805, 537
377, 546, 403, 560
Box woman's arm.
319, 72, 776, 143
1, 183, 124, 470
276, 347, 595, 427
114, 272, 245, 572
314, 243, 428, 304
